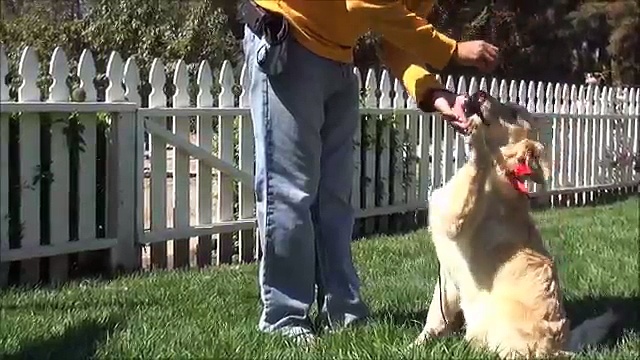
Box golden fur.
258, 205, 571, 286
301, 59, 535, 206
411, 95, 618, 359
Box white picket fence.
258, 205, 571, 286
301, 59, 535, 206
1, 45, 639, 285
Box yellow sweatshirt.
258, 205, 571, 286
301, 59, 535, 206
253, 0, 457, 105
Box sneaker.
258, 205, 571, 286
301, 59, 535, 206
285, 332, 319, 350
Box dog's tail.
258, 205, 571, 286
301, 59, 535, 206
566, 308, 618, 352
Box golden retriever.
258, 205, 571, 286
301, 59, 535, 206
411, 93, 618, 359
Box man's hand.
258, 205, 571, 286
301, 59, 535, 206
452, 40, 499, 72
431, 90, 472, 134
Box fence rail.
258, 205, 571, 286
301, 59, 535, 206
1, 45, 639, 285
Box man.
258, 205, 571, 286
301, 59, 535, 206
241, 0, 499, 343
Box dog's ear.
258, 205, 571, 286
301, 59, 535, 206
502, 102, 552, 142
531, 142, 551, 184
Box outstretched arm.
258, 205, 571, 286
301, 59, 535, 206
346, 0, 458, 70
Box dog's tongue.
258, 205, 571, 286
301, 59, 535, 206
510, 163, 532, 194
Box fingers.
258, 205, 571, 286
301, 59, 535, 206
432, 93, 473, 135
468, 41, 499, 72
482, 42, 498, 60
479, 42, 499, 72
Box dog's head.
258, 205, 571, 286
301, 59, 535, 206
466, 90, 551, 150
496, 138, 551, 196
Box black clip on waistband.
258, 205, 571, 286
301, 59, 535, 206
238, 0, 289, 46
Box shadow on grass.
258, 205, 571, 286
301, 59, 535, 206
565, 295, 640, 347
377, 295, 640, 346
0, 315, 123, 360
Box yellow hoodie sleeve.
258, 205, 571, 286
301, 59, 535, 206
345, 0, 457, 70
379, 38, 443, 107
346, 0, 457, 106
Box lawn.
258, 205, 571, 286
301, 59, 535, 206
1, 199, 639, 359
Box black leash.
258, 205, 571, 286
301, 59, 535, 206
438, 261, 448, 326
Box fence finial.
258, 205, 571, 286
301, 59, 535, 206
197, 60, 214, 107
0, 45, 9, 101
149, 58, 166, 108
518, 81, 527, 107
606, 87, 614, 114
77, 49, 97, 102
239, 61, 250, 108
479, 77, 488, 93
544, 82, 553, 113
489, 77, 498, 97
48, 47, 70, 102
379, 69, 392, 108
392, 76, 405, 109
445, 75, 455, 93
535, 81, 544, 113
106, 51, 125, 102
218, 60, 235, 107
585, 84, 593, 115
569, 84, 578, 114
173, 59, 189, 107
458, 75, 468, 95
123, 56, 141, 106
364, 68, 377, 107
498, 79, 507, 102
508, 80, 517, 104
18, 46, 40, 101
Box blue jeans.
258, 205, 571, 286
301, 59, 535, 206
243, 26, 370, 336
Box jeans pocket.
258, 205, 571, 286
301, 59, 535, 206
255, 38, 288, 76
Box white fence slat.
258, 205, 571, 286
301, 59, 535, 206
106, 51, 125, 102
378, 70, 392, 231
196, 60, 214, 267
17, 46, 41, 283
216, 60, 235, 264
585, 86, 596, 202
77, 49, 98, 244
632, 89, 640, 181
0, 45, 9, 101
0, 45, 7, 274
596, 86, 606, 184
431, 113, 443, 189
406, 95, 419, 207
0, 112, 8, 267
148, 57, 168, 269
172, 59, 191, 268
122, 56, 145, 270
418, 108, 431, 203
392, 79, 406, 205
47, 47, 71, 283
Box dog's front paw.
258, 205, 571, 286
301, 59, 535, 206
409, 332, 434, 348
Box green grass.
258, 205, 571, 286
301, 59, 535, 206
1, 199, 639, 359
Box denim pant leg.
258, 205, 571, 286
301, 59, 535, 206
244, 25, 368, 336
244, 27, 322, 335
314, 69, 370, 329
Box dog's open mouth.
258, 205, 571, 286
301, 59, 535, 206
507, 162, 533, 195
